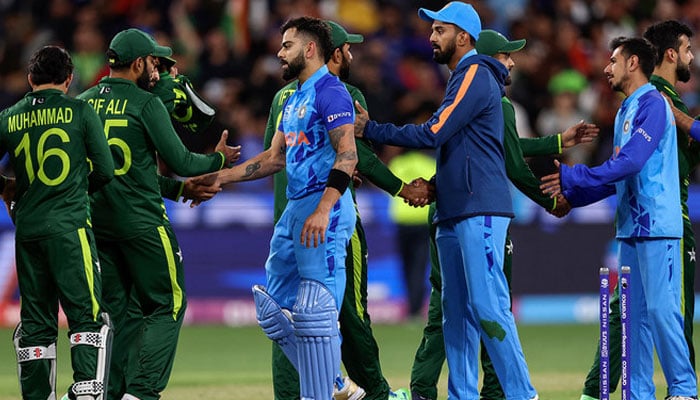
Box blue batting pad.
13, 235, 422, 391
252, 285, 299, 370
293, 279, 341, 400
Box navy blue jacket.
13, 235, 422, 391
364, 53, 512, 223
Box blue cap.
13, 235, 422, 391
418, 2, 481, 40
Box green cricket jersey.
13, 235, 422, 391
650, 75, 700, 232
502, 96, 559, 210
0, 88, 114, 240
263, 80, 403, 223
78, 77, 226, 240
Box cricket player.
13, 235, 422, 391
579, 20, 699, 400
78, 28, 240, 400
266, 20, 421, 400
193, 16, 358, 400
1, 45, 114, 400
409, 29, 598, 400
542, 36, 697, 400
354, 3, 539, 399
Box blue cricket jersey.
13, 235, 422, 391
278, 65, 355, 200
562, 83, 681, 238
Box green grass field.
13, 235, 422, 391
0, 322, 686, 399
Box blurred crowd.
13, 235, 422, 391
3, 0, 700, 186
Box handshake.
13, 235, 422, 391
398, 178, 435, 207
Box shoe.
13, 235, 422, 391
333, 377, 366, 400
580, 395, 598, 400
389, 388, 411, 400
410, 391, 433, 400
530, 396, 539, 400
664, 397, 698, 400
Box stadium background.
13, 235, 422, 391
2, 0, 700, 327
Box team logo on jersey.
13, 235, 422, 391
297, 105, 307, 119
623, 120, 630, 133
31, 97, 45, 106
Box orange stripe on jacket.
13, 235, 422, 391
430, 64, 479, 134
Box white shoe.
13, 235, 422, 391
664, 396, 698, 400
530, 395, 539, 400
333, 377, 366, 400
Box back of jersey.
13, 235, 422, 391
79, 77, 166, 240
0, 89, 98, 240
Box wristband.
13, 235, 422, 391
326, 169, 351, 194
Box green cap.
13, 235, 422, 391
327, 21, 363, 49
475, 29, 526, 56
108, 28, 172, 66
548, 69, 587, 95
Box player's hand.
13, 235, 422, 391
183, 173, 221, 208
540, 159, 562, 198
215, 130, 242, 166
549, 193, 571, 218
352, 169, 363, 188
354, 101, 369, 138
301, 210, 329, 248
399, 178, 435, 207
561, 120, 599, 149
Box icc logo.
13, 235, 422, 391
601, 278, 609, 289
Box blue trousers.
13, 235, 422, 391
264, 189, 356, 311
619, 238, 696, 399
436, 215, 535, 400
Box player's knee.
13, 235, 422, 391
293, 279, 339, 338
253, 285, 294, 340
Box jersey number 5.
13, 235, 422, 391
104, 119, 132, 176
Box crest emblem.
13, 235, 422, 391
298, 105, 306, 119
623, 120, 630, 133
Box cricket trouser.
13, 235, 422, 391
437, 215, 535, 400
410, 207, 514, 400
272, 210, 391, 400
98, 224, 187, 400
15, 228, 105, 400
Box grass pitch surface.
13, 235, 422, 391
0, 322, 683, 399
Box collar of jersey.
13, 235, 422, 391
296, 65, 329, 92
622, 82, 654, 107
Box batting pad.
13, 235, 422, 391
13, 322, 57, 400
293, 279, 341, 400
253, 285, 299, 370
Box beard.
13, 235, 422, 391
339, 55, 351, 81
136, 66, 152, 90
282, 51, 305, 81
504, 75, 512, 86
433, 40, 456, 65
677, 60, 691, 83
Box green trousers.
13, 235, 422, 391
410, 207, 513, 400
98, 225, 186, 400
15, 228, 104, 400
581, 230, 696, 398
272, 215, 392, 400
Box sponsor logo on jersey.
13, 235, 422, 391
635, 127, 652, 142
327, 111, 352, 123
285, 131, 310, 147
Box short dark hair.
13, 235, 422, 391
280, 17, 334, 63
643, 20, 694, 66
106, 49, 132, 70
28, 46, 74, 85
609, 37, 656, 79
